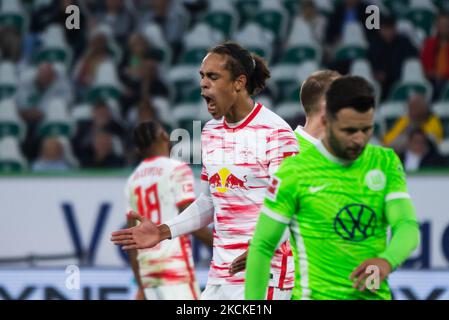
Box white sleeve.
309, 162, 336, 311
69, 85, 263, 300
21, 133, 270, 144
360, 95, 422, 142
266, 127, 299, 176
170, 162, 196, 207
165, 169, 214, 238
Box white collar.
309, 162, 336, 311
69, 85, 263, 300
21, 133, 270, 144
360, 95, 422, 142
224, 102, 258, 128
295, 126, 320, 145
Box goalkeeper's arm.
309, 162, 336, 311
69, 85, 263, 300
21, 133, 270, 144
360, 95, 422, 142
378, 198, 420, 269
245, 213, 288, 300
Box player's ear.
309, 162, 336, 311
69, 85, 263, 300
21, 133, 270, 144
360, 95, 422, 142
234, 74, 247, 92
321, 113, 327, 128
161, 129, 169, 142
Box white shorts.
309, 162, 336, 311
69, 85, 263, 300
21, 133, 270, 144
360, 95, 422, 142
144, 282, 201, 300
200, 284, 292, 300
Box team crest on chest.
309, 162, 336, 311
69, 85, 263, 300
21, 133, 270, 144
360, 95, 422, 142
364, 169, 386, 191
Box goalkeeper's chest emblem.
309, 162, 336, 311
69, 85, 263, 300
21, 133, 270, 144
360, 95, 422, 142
365, 169, 386, 191
334, 204, 377, 242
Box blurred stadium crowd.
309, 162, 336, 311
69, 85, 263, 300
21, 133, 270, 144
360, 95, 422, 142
0, 0, 449, 173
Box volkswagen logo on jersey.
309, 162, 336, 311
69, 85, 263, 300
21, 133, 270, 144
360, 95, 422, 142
209, 168, 248, 193
333, 204, 377, 242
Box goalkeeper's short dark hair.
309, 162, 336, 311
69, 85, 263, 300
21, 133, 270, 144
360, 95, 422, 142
325, 76, 376, 119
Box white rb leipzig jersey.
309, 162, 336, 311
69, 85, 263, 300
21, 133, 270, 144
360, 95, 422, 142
125, 156, 198, 292
201, 103, 298, 288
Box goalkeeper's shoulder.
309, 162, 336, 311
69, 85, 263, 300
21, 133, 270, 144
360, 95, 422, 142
276, 153, 303, 178
365, 143, 399, 159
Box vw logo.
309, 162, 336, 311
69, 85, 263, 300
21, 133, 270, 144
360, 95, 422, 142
333, 204, 377, 242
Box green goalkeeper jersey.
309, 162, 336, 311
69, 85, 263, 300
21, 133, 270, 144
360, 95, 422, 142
262, 141, 410, 300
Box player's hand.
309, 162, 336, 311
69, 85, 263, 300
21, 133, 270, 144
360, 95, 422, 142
229, 250, 248, 275
135, 287, 145, 300
111, 211, 165, 250
349, 258, 393, 292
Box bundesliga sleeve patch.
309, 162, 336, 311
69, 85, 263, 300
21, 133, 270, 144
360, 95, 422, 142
266, 176, 281, 201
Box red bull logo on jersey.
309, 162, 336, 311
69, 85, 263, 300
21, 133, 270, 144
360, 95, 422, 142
210, 168, 248, 193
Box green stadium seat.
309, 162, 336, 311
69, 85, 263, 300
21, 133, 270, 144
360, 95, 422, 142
0, 62, 18, 101
433, 0, 449, 11
280, 46, 319, 64
142, 23, 173, 68
167, 65, 200, 104
234, 0, 260, 27
203, 10, 237, 38
33, 48, 71, 67
0, 136, 27, 173
335, 46, 367, 61
0, 99, 26, 141
269, 64, 301, 103
180, 48, 210, 65
379, 102, 407, 132
404, 7, 436, 36
173, 103, 210, 137
234, 22, 274, 63
389, 83, 430, 102
389, 58, 433, 102
38, 98, 73, 138
282, 0, 300, 20
439, 83, 449, 102
254, 1, 288, 42
86, 86, 121, 103
0, 86, 16, 101
438, 138, 449, 156
0, 13, 27, 34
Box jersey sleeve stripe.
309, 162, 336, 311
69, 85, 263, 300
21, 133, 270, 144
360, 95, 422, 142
261, 206, 290, 224
385, 192, 411, 201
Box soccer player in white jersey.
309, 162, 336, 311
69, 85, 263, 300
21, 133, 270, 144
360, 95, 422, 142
112, 42, 298, 300
125, 121, 213, 300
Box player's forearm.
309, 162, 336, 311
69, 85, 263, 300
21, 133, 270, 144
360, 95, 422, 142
127, 219, 143, 289
128, 249, 144, 289
165, 193, 214, 238
245, 213, 286, 300
379, 199, 420, 270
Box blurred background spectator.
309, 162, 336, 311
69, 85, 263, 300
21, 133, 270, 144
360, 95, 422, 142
400, 128, 448, 172
32, 136, 72, 172
384, 94, 444, 153
368, 14, 418, 101
82, 129, 124, 168
421, 12, 449, 101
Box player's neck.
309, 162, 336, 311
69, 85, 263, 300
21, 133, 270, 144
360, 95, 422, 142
320, 138, 355, 167
225, 96, 254, 124
303, 117, 325, 140
145, 145, 169, 159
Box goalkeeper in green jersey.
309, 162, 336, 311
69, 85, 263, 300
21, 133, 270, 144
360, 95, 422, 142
245, 76, 420, 300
